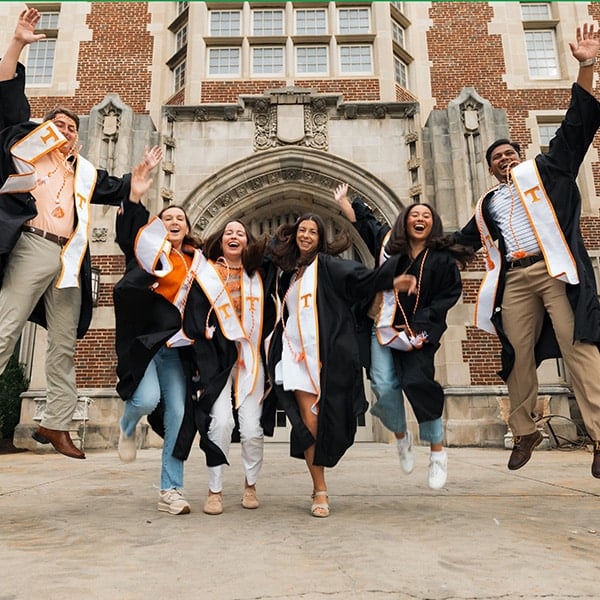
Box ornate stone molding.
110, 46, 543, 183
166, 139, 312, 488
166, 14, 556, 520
91, 226, 108, 243
193, 164, 388, 232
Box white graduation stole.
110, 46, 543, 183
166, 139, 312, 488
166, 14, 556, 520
373, 231, 410, 347
0, 120, 97, 290
0, 121, 67, 194
134, 217, 197, 347
135, 216, 174, 277
510, 160, 579, 284
474, 161, 581, 335
56, 155, 96, 289
195, 252, 265, 408
473, 187, 503, 335
291, 259, 321, 399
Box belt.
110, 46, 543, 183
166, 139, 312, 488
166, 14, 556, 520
22, 225, 69, 247
508, 254, 544, 269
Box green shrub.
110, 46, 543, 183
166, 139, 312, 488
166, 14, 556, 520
0, 356, 29, 439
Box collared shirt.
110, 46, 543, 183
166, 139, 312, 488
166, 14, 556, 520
487, 182, 540, 260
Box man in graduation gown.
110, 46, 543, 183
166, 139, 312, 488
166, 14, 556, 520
453, 24, 600, 477
0, 8, 158, 459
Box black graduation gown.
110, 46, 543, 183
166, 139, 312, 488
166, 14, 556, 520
0, 63, 131, 338
455, 83, 600, 380
172, 254, 278, 466
113, 201, 184, 403
351, 199, 463, 422
266, 253, 399, 468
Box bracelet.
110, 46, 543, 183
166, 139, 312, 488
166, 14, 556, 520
579, 57, 597, 67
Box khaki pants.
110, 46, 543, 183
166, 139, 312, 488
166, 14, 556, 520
502, 260, 600, 440
0, 232, 81, 430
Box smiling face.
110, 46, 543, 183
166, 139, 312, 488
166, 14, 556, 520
296, 219, 320, 259
405, 204, 433, 245
161, 207, 189, 250
488, 143, 521, 183
52, 113, 79, 156
221, 221, 248, 265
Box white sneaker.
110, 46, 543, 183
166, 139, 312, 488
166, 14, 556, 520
118, 428, 136, 463
158, 489, 191, 515
396, 432, 415, 474
428, 451, 448, 490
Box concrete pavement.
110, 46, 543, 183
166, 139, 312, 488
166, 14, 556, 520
1, 441, 599, 600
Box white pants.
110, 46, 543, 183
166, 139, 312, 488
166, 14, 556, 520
207, 372, 264, 492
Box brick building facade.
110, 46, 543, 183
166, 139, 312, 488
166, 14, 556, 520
3, 1, 599, 447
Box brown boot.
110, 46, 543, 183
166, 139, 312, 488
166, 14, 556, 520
507, 430, 542, 470
32, 426, 85, 459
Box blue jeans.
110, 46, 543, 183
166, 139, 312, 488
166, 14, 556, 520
120, 345, 186, 490
369, 326, 443, 444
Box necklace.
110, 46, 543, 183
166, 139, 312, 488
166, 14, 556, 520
395, 249, 429, 339
205, 257, 249, 340
37, 152, 74, 219
504, 178, 527, 259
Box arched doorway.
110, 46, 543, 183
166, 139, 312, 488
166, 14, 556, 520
182, 146, 404, 441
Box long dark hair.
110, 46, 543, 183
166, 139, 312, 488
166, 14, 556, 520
157, 204, 202, 250
269, 213, 351, 271
202, 219, 267, 276
385, 203, 474, 268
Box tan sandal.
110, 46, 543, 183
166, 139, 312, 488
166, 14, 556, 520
311, 490, 329, 518
242, 486, 259, 509
203, 491, 223, 515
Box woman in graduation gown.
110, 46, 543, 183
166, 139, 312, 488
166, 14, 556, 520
266, 213, 412, 517
173, 220, 275, 516
335, 183, 473, 490
113, 158, 201, 516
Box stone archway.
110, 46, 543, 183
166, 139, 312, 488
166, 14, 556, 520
179, 145, 404, 441
181, 146, 403, 265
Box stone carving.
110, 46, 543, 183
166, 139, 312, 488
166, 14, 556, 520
461, 97, 483, 132
91, 226, 108, 243
224, 106, 238, 121
196, 167, 342, 230
253, 94, 328, 151
344, 104, 358, 119
373, 104, 387, 119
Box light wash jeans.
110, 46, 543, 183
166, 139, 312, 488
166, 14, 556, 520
121, 345, 186, 490
369, 326, 443, 444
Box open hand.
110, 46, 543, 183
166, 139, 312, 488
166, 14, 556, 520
569, 23, 599, 63
142, 145, 163, 171
333, 183, 349, 205
15, 8, 46, 46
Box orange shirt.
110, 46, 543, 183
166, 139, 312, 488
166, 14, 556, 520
153, 249, 192, 304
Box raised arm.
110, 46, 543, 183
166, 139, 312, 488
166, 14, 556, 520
569, 23, 600, 94
333, 183, 357, 223
129, 145, 164, 203
0, 8, 46, 82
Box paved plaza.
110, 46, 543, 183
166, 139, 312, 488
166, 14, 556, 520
1, 441, 599, 600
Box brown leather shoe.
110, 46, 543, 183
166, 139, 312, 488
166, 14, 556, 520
507, 430, 543, 470
592, 442, 600, 479
33, 426, 85, 459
